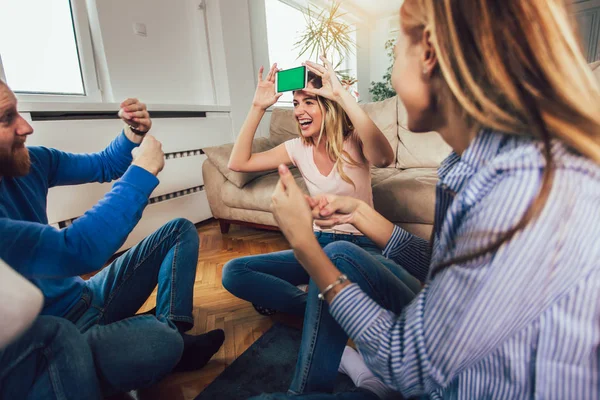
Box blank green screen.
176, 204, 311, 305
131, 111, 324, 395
277, 66, 306, 92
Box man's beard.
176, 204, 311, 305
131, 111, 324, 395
0, 145, 31, 177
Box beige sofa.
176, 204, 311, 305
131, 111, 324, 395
202, 95, 451, 240
203, 61, 600, 240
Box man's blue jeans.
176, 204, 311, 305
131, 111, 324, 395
0, 316, 102, 400
222, 232, 421, 316
63, 218, 199, 395
253, 241, 418, 399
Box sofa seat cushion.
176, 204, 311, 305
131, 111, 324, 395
222, 168, 308, 212
371, 167, 401, 186
203, 138, 276, 189
373, 168, 438, 225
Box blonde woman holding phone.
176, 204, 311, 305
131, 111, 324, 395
222, 61, 421, 317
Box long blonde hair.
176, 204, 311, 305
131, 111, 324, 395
296, 72, 362, 186
400, 0, 600, 273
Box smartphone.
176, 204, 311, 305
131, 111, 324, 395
276, 66, 308, 93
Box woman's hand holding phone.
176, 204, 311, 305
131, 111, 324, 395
252, 63, 283, 111
304, 55, 346, 103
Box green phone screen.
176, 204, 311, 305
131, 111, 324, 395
276, 66, 306, 92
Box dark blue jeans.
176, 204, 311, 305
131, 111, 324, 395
0, 316, 102, 400
63, 218, 199, 395
222, 232, 421, 316
253, 241, 418, 399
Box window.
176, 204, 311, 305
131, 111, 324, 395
265, 0, 358, 104
0, 0, 99, 100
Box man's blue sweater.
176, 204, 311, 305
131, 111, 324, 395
0, 132, 159, 317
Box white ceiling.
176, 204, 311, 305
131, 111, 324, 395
342, 0, 403, 18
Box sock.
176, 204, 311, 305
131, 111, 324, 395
172, 329, 225, 373
338, 346, 393, 399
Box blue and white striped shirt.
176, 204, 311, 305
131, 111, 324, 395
330, 130, 600, 399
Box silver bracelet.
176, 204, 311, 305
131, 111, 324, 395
318, 274, 349, 300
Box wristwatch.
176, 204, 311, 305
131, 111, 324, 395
128, 125, 148, 136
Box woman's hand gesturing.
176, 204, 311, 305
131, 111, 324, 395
252, 63, 283, 110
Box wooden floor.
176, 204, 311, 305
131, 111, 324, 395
132, 219, 293, 400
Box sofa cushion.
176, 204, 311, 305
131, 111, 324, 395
371, 167, 400, 186
359, 96, 399, 160
203, 138, 276, 189
372, 168, 438, 225
396, 98, 452, 169
269, 108, 299, 146
222, 168, 308, 212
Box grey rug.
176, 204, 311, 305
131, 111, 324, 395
194, 323, 356, 400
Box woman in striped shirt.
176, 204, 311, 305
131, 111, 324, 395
254, 0, 600, 399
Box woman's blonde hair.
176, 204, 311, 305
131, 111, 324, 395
295, 71, 362, 186
400, 0, 600, 273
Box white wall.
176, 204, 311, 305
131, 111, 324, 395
369, 14, 398, 87
356, 22, 374, 103
87, 0, 216, 105
249, 0, 281, 138
216, 0, 264, 138
204, 0, 231, 106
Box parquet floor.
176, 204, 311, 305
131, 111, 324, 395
132, 219, 294, 400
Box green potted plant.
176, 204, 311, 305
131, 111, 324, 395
294, 1, 358, 98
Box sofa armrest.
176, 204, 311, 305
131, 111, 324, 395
202, 137, 276, 188
202, 158, 229, 220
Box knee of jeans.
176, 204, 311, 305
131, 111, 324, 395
167, 218, 196, 235
87, 318, 183, 391
156, 328, 184, 370
323, 241, 365, 275
167, 217, 194, 230
323, 241, 360, 259
221, 259, 243, 293
35, 317, 94, 363
138, 320, 184, 371
169, 217, 199, 246
34, 316, 80, 343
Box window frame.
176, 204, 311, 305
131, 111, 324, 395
0, 0, 102, 103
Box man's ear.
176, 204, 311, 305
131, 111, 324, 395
422, 29, 438, 76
